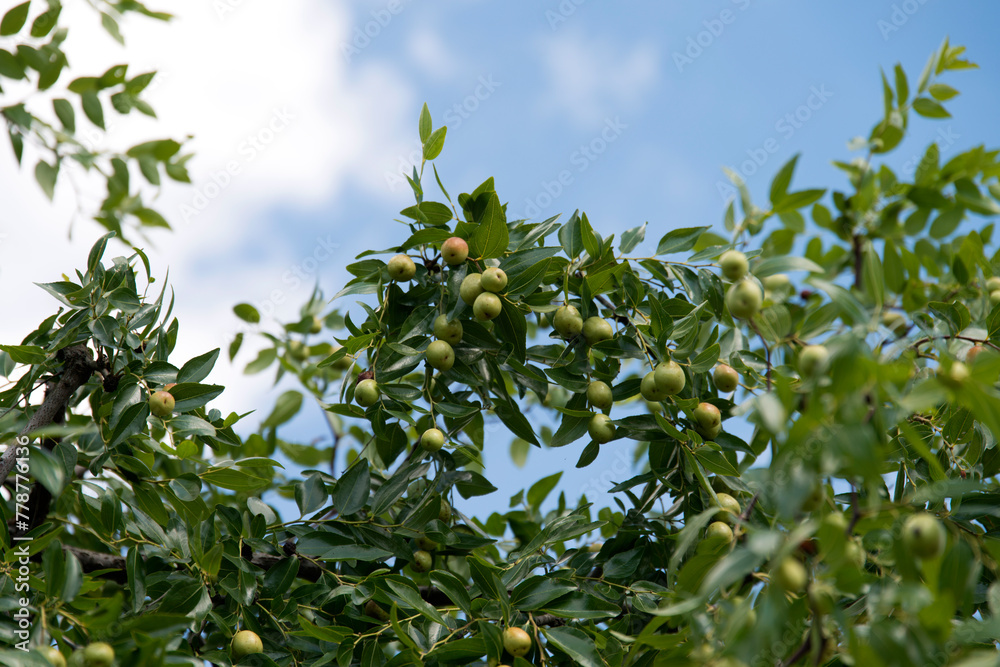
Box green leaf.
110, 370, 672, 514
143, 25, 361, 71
773, 189, 826, 213
542, 626, 602, 667
418, 102, 431, 143
200, 466, 270, 492
177, 349, 219, 384
423, 126, 447, 160
261, 390, 303, 428
470, 192, 508, 259
695, 450, 739, 477
233, 303, 260, 323
753, 255, 822, 278
542, 592, 620, 619
527, 472, 562, 509
619, 222, 646, 253
0, 48, 24, 79
894, 63, 909, 105
0, 2, 30, 36
769, 154, 799, 204
656, 226, 710, 256
52, 98, 74, 132
0, 344, 47, 364
511, 576, 577, 611
913, 96, 950, 118
430, 570, 474, 617
334, 459, 370, 515
34, 160, 58, 200
81, 90, 104, 129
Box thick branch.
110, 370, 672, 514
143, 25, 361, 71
0, 345, 102, 489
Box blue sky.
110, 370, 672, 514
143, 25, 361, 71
4, 1, 1000, 522
274, 1, 1000, 518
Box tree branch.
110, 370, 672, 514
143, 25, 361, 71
1, 346, 103, 494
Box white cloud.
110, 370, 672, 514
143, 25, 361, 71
406, 25, 459, 81
0, 1, 421, 424
537, 29, 660, 128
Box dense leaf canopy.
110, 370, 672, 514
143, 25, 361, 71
1, 6, 1000, 666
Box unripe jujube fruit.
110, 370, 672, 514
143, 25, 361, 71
441, 237, 469, 265
726, 280, 762, 319
588, 414, 616, 443
713, 363, 739, 393
355, 379, 380, 407
693, 402, 722, 440
716, 493, 741, 522
149, 390, 175, 418
411, 550, 433, 572
902, 513, 946, 559
420, 428, 445, 452
425, 340, 455, 371
586, 380, 614, 411
771, 557, 807, 593
480, 267, 508, 293
460, 273, 484, 305
552, 305, 584, 337
582, 317, 613, 346
502, 627, 532, 658
653, 360, 685, 395
387, 254, 416, 281
798, 345, 830, 378
719, 250, 749, 281
433, 314, 463, 345
640, 371, 667, 402
473, 292, 503, 321
231, 631, 263, 660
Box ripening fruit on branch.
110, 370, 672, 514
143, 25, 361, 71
41, 647, 66, 667
809, 582, 837, 615
387, 254, 416, 281
653, 360, 685, 395
149, 390, 175, 418
411, 549, 433, 572
713, 364, 739, 393
441, 237, 469, 265
762, 273, 790, 293
309, 315, 323, 334
991, 290, 1000, 306
939, 361, 969, 389
502, 627, 532, 658
725, 280, 762, 319
586, 380, 614, 411
716, 493, 741, 523
987, 276, 1000, 292
82, 643, 115, 667
425, 340, 455, 371
881, 311, 908, 337
364, 599, 390, 622
355, 379, 380, 407
693, 402, 722, 440
289, 340, 309, 361
553, 305, 584, 337
460, 273, 484, 305
771, 557, 807, 593
902, 513, 946, 559
481, 267, 508, 293
706, 521, 734, 543
798, 345, 829, 379
640, 371, 667, 402
433, 314, 463, 345
473, 292, 503, 321
582, 317, 613, 346
231, 631, 263, 660
966, 344, 985, 363
588, 414, 616, 443
718, 250, 749, 281
420, 428, 445, 452
416, 536, 437, 551
438, 499, 452, 523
